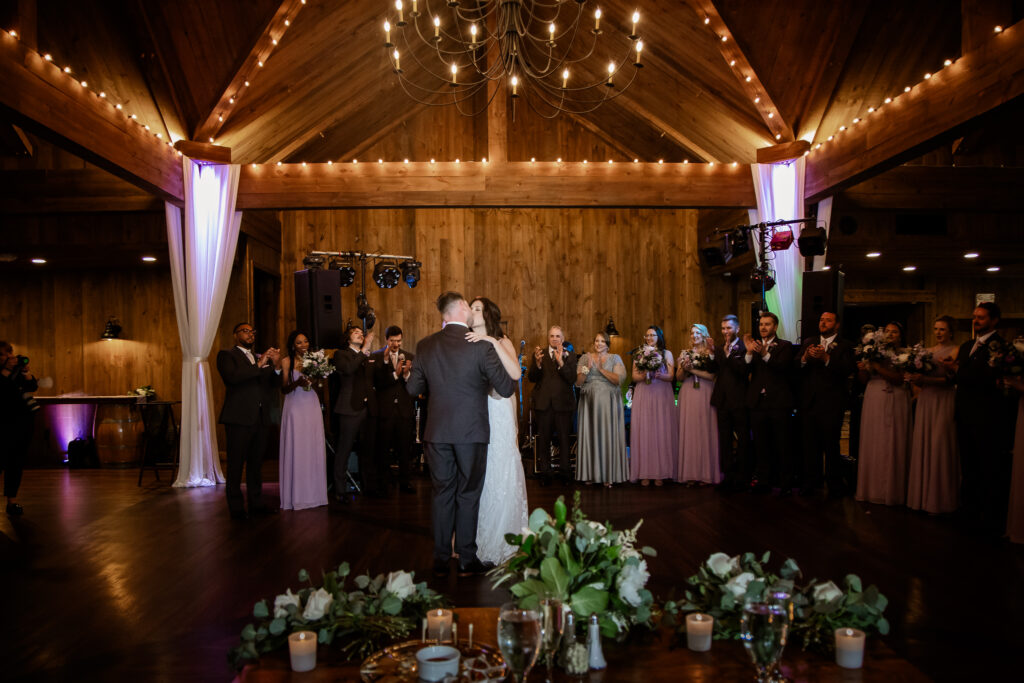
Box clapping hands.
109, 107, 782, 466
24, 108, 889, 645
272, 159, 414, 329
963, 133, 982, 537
742, 334, 764, 355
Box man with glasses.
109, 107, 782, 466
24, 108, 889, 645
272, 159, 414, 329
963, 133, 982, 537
217, 323, 280, 520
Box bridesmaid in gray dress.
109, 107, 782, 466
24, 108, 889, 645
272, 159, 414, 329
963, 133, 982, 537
575, 331, 628, 487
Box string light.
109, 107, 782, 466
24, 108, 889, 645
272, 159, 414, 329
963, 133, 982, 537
884, 97, 892, 103
43, 53, 52, 61
944, 58, 952, 66
924, 72, 931, 79
994, 25, 1003, 33
277, 161, 282, 166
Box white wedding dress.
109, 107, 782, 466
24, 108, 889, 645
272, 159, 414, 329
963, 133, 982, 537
476, 390, 529, 565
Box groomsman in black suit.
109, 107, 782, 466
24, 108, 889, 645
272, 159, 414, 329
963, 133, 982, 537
953, 302, 1017, 534
710, 314, 751, 490
373, 325, 417, 494
797, 311, 856, 496
333, 325, 381, 499
217, 322, 280, 520
744, 312, 797, 493
528, 326, 578, 484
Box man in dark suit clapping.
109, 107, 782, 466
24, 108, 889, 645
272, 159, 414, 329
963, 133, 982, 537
373, 325, 417, 494
217, 322, 280, 520
528, 326, 578, 484
798, 311, 856, 497
710, 314, 751, 490
744, 312, 797, 494
333, 326, 380, 499
406, 292, 514, 577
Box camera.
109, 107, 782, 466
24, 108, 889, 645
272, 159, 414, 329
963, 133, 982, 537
17, 354, 29, 366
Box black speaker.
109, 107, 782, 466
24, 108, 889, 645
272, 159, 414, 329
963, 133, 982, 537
295, 269, 343, 349
800, 270, 844, 342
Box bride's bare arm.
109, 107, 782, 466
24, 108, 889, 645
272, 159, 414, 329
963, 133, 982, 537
467, 331, 522, 380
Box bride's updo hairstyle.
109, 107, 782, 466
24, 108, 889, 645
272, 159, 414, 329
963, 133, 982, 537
471, 297, 505, 339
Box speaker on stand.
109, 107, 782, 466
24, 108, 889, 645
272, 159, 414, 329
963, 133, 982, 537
801, 270, 844, 342
294, 269, 343, 349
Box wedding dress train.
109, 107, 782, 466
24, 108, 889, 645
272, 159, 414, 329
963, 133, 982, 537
476, 391, 529, 565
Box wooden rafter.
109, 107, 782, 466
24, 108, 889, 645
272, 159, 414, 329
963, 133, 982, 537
566, 112, 643, 162
615, 97, 719, 162
682, 0, 793, 143
192, 0, 306, 143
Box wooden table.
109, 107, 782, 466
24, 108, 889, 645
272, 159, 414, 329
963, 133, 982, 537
237, 607, 928, 682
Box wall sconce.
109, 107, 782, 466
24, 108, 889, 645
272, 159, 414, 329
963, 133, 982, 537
605, 317, 620, 337
101, 317, 122, 340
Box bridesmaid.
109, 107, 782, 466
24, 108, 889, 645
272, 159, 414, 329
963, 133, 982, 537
278, 330, 328, 510
856, 322, 912, 505
1007, 375, 1024, 544
675, 324, 720, 485
575, 331, 628, 487
629, 326, 678, 486
906, 316, 959, 514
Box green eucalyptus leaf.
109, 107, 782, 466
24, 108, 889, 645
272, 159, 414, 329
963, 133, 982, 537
641, 546, 657, 557
846, 574, 863, 593
253, 600, 269, 619
554, 497, 568, 526
381, 595, 402, 615
241, 624, 256, 641
338, 562, 351, 577
269, 618, 286, 636
355, 574, 370, 590
528, 508, 550, 533
877, 616, 890, 635
298, 568, 309, 582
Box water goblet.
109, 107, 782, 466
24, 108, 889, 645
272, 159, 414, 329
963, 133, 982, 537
538, 598, 566, 682
740, 598, 790, 683
497, 602, 543, 683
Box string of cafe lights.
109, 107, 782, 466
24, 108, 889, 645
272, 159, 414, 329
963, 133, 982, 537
2, 0, 305, 148
246, 158, 747, 168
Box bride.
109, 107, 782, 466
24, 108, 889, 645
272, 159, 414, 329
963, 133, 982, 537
466, 297, 528, 565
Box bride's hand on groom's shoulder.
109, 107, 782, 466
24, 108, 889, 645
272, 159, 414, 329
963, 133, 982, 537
465, 331, 492, 345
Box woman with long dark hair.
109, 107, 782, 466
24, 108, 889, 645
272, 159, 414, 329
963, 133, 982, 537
466, 297, 526, 564
629, 325, 678, 486
576, 331, 628, 486
278, 330, 328, 510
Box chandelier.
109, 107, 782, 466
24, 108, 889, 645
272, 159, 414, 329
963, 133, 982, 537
383, 1, 645, 118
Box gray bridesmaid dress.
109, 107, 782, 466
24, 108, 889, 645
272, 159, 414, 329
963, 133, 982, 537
575, 354, 629, 484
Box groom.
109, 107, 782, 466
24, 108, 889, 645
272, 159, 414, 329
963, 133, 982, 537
406, 291, 515, 578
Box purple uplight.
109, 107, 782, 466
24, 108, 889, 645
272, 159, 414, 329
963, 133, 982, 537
46, 403, 96, 461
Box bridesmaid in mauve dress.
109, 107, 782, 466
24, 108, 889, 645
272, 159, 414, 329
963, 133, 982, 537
575, 331, 628, 487
1007, 376, 1024, 543
278, 330, 328, 510
906, 316, 959, 514
629, 326, 678, 486
675, 324, 720, 484
856, 322, 912, 505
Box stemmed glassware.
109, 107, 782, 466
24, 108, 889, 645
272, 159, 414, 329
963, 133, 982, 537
538, 598, 566, 682
740, 593, 791, 683
497, 602, 543, 682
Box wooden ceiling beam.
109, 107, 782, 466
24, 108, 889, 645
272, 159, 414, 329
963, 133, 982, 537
840, 165, 1024, 211
804, 21, 1024, 202
192, 0, 306, 144
235, 162, 756, 209
614, 96, 719, 163
0, 34, 183, 203
0, 169, 163, 213
682, 0, 794, 143
565, 112, 643, 162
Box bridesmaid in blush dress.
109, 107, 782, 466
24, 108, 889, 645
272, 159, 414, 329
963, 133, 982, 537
906, 316, 959, 514
856, 322, 912, 506
278, 330, 328, 510
675, 324, 720, 485
629, 326, 678, 486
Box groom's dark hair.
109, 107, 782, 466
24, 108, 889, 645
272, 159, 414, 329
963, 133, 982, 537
436, 291, 465, 315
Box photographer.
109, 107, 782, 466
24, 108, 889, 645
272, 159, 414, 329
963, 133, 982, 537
0, 341, 39, 516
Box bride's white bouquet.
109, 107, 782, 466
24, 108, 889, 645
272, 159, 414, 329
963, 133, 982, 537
299, 350, 333, 390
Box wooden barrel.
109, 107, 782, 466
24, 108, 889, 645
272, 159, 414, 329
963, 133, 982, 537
95, 403, 144, 467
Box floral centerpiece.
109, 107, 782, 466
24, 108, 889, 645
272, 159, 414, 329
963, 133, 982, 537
634, 347, 664, 384
678, 349, 714, 388
490, 492, 657, 639
230, 562, 445, 670
856, 330, 897, 365
131, 385, 156, 401
299, 349, 334, 390
664, 552, 889, 653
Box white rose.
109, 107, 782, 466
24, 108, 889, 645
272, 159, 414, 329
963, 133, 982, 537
302, 587, 334, 621
706, 552, 738, 579
385, 570, 416, 600
616, 560, 650, 607
724, 572, 756, 598
1013, 339, 1024, 353
812, 580, 843, 604
273, 588, 301, 618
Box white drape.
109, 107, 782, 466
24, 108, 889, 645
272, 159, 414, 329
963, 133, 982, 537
750, 158, 806, 343
167, 159, 242, 488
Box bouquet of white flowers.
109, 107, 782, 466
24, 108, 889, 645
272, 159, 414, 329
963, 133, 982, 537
634, 347, 664, 384
893, 343, 936, 375
856, 330, 897, 365
299, 350, 333, 390
678, 349, 714, 388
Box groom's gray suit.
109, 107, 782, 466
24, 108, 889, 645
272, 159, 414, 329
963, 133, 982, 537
406, 322, 515, 568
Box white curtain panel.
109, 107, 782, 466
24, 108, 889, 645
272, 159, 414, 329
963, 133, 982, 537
750, 157, 806, 343
167, 158, 242, 487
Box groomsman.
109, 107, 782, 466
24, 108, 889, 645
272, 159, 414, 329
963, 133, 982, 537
528, 326, 577, 484
744, 312, 797, 493
797, 311, 856, 496
373, 325, 417, 494
953, 302, 1016, 534
710, 314, 751, 490
332, 326, 381, 498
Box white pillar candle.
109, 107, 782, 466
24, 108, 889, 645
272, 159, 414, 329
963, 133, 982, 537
288, 631, 317, 672
468, 623, 474, 649
427, 608, 453, 642
835, 628, 866, 669
685, 613, 714, 652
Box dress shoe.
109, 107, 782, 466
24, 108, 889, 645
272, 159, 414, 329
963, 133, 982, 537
6, 502, 24, 516
458, 558, 490, 577
433, 559, 450, 578
400, 483, 416, 494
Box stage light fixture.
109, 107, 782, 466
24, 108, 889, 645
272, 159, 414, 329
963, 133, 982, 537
373, 260, 401, 288
355, 294, 376, 330
329, 258, 357, 287
728, 228, 750, 257
797, 225, 827, 256
701, 242, 730, 267
769, 228, 794, 251
302, 254, 325, 270
750, 268, 776, 293
400, 260, 421, 288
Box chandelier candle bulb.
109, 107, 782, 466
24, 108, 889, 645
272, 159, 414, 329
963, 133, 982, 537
288, 631, 317, 672
594, 8, 601, 32
510, 76, 518, 96
634, 41, 643, 67
450, 63, 457, 85
686, 613, 714, 651
631, 11, 639, 38
433, 16, 440, 40
384, 20, 391, 45
469, 23, 477, 46
395, 0, 404, 26
393, 49, 400, 71
835, 628, 865, 669
427, 609, 453, 643
562, 68, 569, 88
607, 61, 615, 86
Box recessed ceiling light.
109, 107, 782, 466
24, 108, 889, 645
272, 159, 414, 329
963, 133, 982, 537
902, 266, 916, 272
822, 265, 831, 270
963, 252, 979, 259
31, 258, 47, 264
866, 252, 881, 258
986, 266, 1000, 272
141, 256, 157, 262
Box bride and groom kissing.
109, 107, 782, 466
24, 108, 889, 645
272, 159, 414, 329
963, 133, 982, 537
406, 291, 529, 579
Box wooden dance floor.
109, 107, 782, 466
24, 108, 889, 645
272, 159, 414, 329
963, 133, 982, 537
3, 465, 1022, 682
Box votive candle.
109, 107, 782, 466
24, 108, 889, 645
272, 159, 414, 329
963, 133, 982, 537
686, 613, 713, 652
835, 627, 866, 669
427, 608, 453, 642
288, 631, 317, 672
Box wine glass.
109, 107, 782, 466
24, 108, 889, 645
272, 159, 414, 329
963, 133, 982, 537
538, 598, 566, 682
740, 597, 790, 683
497, 602, 543, 682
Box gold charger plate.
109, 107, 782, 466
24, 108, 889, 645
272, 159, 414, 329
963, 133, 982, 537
360, 639, 508, 682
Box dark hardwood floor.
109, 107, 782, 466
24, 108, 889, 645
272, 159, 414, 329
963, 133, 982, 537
3, 464, 1022, 682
